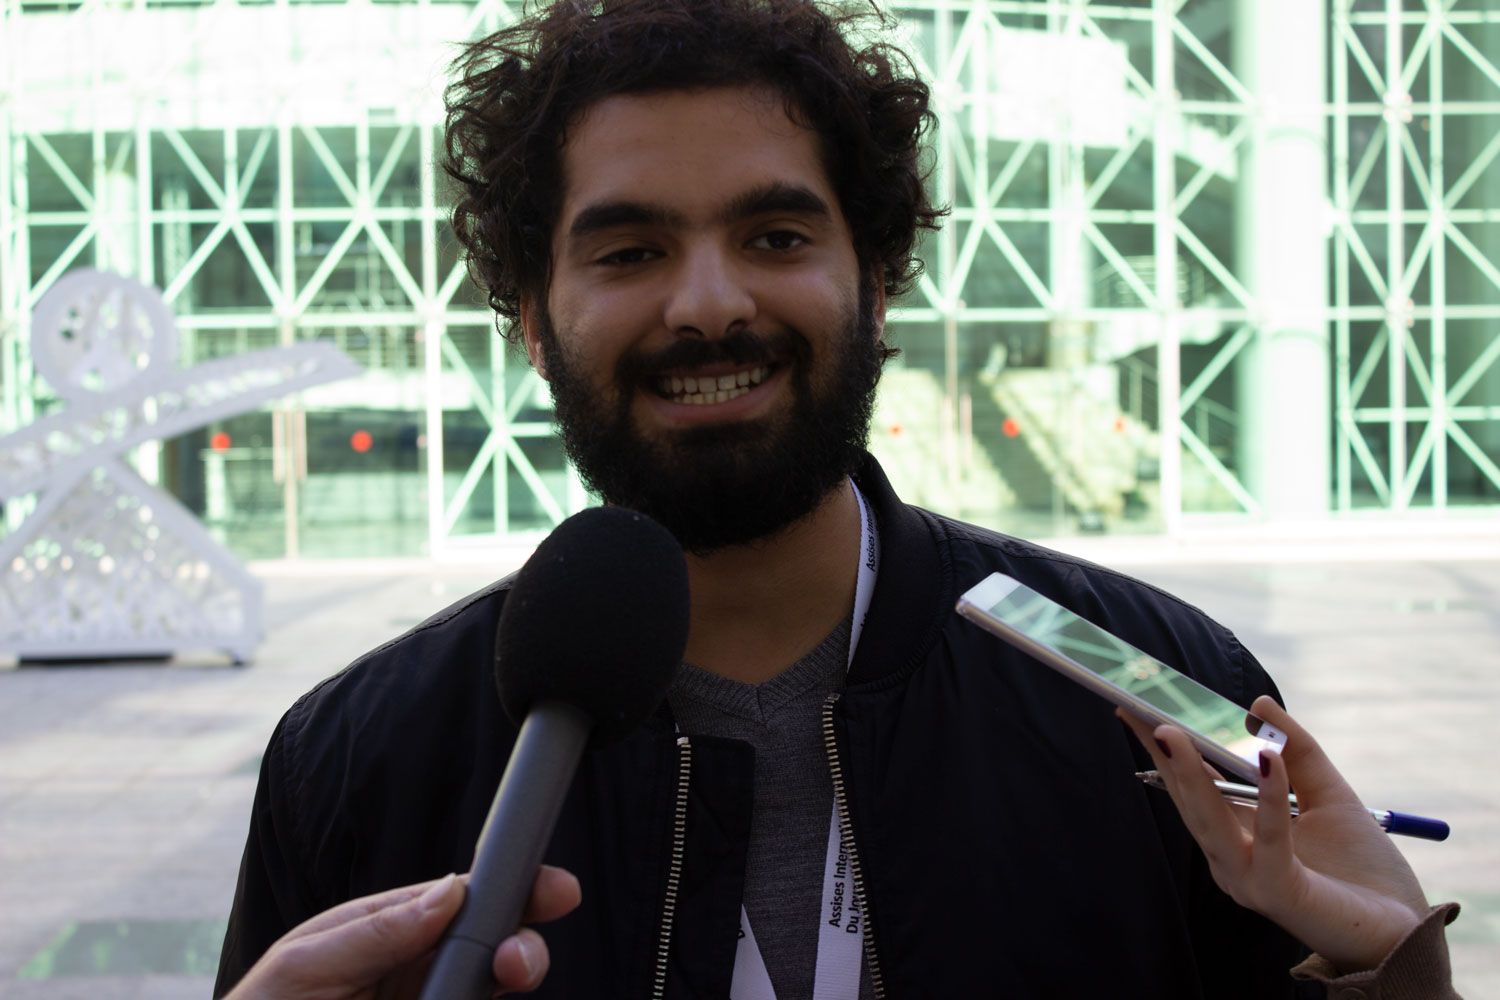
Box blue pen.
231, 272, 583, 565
1134, 771, 1450, 842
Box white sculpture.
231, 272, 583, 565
0, 269, 361, 663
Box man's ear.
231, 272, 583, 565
518, 295, 549, 381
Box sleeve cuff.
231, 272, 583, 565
1290, 902, 1462, 1000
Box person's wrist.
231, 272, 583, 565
1293, 902, 1461, 993
1329, 906, 1424, 977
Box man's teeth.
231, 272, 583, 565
661, 366, 770, 405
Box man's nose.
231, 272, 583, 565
661, 244, 757, 338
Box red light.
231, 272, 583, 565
1113, 416, 1126, 433
1002, 417, 1021, 438
889, 424, 903, 436
351, 430, 373, 453
210, 432, 231, 451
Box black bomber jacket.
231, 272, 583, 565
215, 455, 1319, 999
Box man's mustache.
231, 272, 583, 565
619, 329, 809, 381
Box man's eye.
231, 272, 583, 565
749, 231, 807, 251
598, 247, 658, 266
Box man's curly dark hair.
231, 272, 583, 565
443, 0, 943, 342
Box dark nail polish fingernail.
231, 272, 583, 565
1259, 751, 1272, 778
1154, 737, 1173, 759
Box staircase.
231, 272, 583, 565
980, 368, 1156, 520
868, 368, 1016, 519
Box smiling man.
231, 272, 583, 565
525, 86, 890, 681
215, 1, 1457, 998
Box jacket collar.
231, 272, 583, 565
847, 453, 952, 687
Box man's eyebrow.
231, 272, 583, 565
564, 183, 833, 242
566, 201, 686, 241
724, 182, 833, 223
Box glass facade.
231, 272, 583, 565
3, 0, 1499, 560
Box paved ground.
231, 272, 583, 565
2, 537, 1497, 998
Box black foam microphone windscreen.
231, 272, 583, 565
495, 504, 689, 741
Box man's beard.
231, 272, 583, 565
533, 288, 883, 554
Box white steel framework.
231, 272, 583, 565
2, 0, 1497, 559
1330, 1, 1500, 514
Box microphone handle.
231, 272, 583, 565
418, 700, 592, 1000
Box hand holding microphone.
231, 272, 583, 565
419, 505, 690, 999
222, 868, 580, 1000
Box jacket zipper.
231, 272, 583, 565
822, 693, 886, 999
651, 734, 693, 1000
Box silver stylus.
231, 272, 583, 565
1133, 770, 1449, 842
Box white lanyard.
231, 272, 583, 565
731, 477, 878, 1000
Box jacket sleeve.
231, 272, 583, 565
212, 711, 324, 998
1292, 903, 1463, 1000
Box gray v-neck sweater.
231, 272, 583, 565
668, 618, 873, 1000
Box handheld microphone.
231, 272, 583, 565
418, 506, 689, 1000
